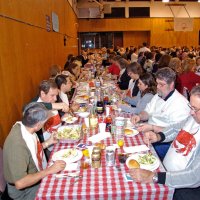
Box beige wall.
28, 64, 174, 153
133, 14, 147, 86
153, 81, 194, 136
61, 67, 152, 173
78, 18, 200, 47
123, 31, 150, 48
0, 0, 78, 147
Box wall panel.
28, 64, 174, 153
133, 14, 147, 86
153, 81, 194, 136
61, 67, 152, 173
78, 18, 200, 47
123, 31, 150, 48
0, 0, 78, 147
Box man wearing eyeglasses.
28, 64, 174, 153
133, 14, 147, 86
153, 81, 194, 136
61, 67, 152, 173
131, 67, 190, 158
130, 85, 200, 200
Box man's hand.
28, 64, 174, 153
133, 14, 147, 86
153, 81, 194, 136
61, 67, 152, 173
143, 131, 161, 145
47, 132, 58, 146
47, 160, 66, 174
131, 115, 140, 124
61, 103, 69, 112
71, 103, 80, 112
136, 123, 152, 133
129, 168, 154, 183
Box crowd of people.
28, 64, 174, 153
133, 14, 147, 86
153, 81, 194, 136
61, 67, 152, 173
2, 43, 200, 200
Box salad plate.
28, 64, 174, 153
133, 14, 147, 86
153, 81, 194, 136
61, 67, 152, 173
56, 125, 82, 143
126, 153, 159, 171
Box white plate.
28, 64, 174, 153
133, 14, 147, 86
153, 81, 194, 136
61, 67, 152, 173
62, 116, 78, 124
124, 128, 139, 137
57, 125, 82, 143
74, 98, 88, 104
76, 95, 89, 100
126, 153, 159, 171
52, 149, 83, 164
76, 91, 88, 96
77, 112, 90, 118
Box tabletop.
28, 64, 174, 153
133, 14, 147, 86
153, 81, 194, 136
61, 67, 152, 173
35, 126, 174, 200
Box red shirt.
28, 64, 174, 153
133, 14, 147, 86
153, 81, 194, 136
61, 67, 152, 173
177, 72, 200, 94
108, 64, 120, 76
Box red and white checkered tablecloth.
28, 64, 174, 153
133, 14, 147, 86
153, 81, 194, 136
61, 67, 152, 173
35, 128, 174, 200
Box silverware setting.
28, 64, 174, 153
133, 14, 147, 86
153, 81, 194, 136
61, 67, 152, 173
70, 176, 83, 185
55, 174, 82, 179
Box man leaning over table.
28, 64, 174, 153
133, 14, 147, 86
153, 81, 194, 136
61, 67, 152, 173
130, 85, 200, 200
31, 79, 69, 158
3, 102, 66, 200
131, 67, 190, 159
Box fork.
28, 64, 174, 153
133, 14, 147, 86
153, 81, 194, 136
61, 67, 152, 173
70, 177, 82, 185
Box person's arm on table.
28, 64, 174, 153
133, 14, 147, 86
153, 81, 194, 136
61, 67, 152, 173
52, 102, 69, 112
129, 168, 166, 184
70, 102, 80, 112
15, 160, 66, 190
137, 124, 164, 133
42, 131, 58, 149
130, 155, 200, 188
131, 111, 149, 124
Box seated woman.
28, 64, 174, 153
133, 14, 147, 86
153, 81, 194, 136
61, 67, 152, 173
119, 73, 156, 114
125, 62, 143, 97
49, 64, 61, 80
65, 62, 81, 82
116, 57, 131, 90
84, 53, 95, 69
176, 58, 200, 95
55, 75, 79, 117
102, 54, 121, 80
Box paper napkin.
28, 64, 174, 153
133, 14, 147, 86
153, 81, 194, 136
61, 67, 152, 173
123, 145, 149, 154
88, 132, 111, 143
64, 163, 79, 171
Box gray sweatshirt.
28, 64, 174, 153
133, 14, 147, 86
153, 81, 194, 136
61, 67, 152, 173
159, 116, 200, 188
120, 92, 154, 114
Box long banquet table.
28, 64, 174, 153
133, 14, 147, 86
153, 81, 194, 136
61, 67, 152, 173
35, 124, 174, 200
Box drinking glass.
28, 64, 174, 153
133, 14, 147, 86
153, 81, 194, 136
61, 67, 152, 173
116, 134, 124, 148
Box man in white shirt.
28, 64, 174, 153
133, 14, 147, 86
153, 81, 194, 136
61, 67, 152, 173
132, 67, 190, 158
130, 85, 200, 200
138, 42, 150, 54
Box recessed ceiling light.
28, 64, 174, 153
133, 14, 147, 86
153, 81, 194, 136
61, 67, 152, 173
162, 0, 170, 2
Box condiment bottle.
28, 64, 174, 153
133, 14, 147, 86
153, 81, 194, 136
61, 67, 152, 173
89, 103, 98, 132
91, 152, 101, 168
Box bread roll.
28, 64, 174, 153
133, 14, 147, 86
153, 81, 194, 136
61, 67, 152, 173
128, 159, 140, 169
124, 128, 133, 135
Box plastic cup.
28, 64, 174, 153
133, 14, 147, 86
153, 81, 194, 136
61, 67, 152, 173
99, 123, 106, 133
84, 117, 90, 128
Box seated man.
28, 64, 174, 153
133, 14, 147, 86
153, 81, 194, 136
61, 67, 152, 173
130, 85, 200, 200
131, 67, 190, 158
32, 80, 69, 157
55, 74, 79, 117
3, 102, 66, 200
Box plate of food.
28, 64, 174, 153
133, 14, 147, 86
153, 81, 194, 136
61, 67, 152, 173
76, 95, 89, 101
52, 148, 83, 163
76, 91, 88, 96
62, 115, 78, 124
74, 97, 88, 104
56, 125, 82, 143
124, 128, 139, 137
126, 153, 159, 171
76, 106, 87, 113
